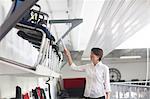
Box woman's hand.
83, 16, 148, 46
64, 48, 71, 57
63, 48, 73, 65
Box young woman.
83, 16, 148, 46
64, 48, 111, 99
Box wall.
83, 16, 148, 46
0, 76, 38, 98
105, 60, 150, 81
38, 78, 58, 99
0, 76, 59, 99
61, 60, 150, 81
61, 60, 86, 78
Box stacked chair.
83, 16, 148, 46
11, 0, 62, 76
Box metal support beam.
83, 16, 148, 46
0, 0, 39, 41
49, 19, 83, 44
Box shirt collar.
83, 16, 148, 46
92, 61, 102, 67
98, 61, 102, 65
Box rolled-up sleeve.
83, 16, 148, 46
104, 66, 111, 92
70, 63, 87, 72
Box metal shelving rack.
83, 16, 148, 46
0, 0, 83, 77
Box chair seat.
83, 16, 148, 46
16, 20, 55, 48
16, 20, 55, 41
17, 30, 41, 47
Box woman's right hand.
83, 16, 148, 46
63, 48, 73, 65
64, 48, 70, 57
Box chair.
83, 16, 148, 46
11, 1, 61, 73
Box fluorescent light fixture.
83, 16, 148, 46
81, 57, 90, 60
120, 56, 141, 59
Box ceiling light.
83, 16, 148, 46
81, 57, 90, 60
120, 56, 141, 59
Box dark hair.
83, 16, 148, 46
91, 48, 103, 61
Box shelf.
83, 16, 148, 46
0, 58, 60, 78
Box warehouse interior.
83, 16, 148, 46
0, 0, 150, 99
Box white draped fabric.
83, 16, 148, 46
82, 0, 150, 58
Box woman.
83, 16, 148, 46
64, 48, 111, 99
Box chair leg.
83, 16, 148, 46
34, 33, 46, 67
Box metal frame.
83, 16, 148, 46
49, 18, 83, 70
0, 0, 39, 41
49, 19, 83, 44
111, 81, 150, 99
16, 22, 47, 68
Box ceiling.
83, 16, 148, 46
105, 48, 148, 59
36, 0, 87, 50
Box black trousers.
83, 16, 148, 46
85, 96, 105, 99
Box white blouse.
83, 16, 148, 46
70, 61, 111, 98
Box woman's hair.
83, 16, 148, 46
91, 48, 103, 61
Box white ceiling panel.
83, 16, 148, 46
37, 0, 68, 12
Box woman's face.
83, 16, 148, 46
90, 52, 99, 64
